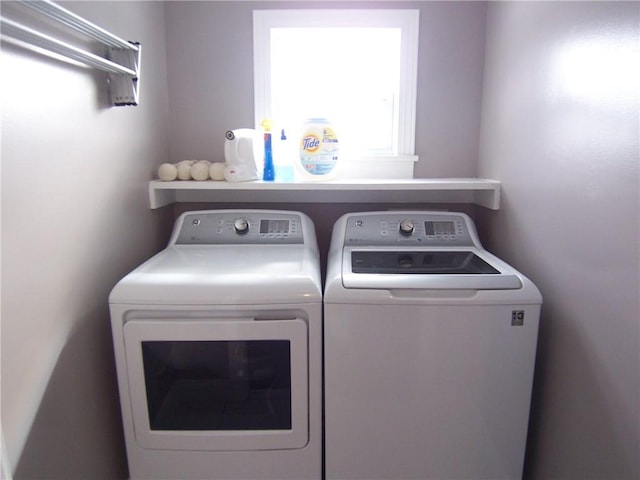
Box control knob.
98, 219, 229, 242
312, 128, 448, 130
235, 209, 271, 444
399, 219, 414, 236
234, 218, 249, 234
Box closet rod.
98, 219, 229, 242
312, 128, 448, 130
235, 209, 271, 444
17, 0, 138, 52
0, 17, 137, 76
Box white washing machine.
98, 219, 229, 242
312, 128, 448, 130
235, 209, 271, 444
109, 210, 322, 480
324, 211, 542, 480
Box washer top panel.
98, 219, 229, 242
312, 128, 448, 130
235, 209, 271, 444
331, 211, 525, 291
342, 212, 478, 248
173, 211, 305, 245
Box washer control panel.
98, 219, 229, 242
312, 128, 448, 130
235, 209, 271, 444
175, 211, 304, 245
343, 212, 477, 247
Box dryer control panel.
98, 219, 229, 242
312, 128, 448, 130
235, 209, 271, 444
343, 212, 478, 247
174, 211, 305, 245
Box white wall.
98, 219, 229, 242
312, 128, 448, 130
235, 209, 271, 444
477, 2, 639, 478
1, 1, 173, 477
164, 1, 487, 178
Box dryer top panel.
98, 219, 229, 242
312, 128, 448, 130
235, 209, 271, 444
110, 210, 321, 305
171, 210, 308, 245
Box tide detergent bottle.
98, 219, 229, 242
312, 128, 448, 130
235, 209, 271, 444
296, 118, 339, 181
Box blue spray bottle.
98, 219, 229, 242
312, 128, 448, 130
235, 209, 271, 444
261, 119, 275, 181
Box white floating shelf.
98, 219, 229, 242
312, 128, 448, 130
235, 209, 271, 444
148, 178, 501, 210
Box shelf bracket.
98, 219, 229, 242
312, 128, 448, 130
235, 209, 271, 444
106, 43, 141, 106
473, 184, 501, 210
149, 182, 177, 209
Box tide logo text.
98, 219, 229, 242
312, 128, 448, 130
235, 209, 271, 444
302, 135, 321, 153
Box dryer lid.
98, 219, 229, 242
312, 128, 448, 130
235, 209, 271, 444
110, 245, 322, 305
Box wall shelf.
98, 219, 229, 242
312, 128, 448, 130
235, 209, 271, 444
149, 178, 501, 210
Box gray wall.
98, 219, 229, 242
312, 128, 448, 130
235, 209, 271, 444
164, 1, 487, 178
1, 1, 173, 478
477, 2, 639, 479
164, 0, 489, 280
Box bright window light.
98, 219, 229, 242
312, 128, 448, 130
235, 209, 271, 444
270, 27, 401, 155
254, 10, 419, 164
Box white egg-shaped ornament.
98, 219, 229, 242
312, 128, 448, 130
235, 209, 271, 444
191, 160, 211, 181
176, 161, 193, 180
157, 163, 177, 181
209, 162, 226, 181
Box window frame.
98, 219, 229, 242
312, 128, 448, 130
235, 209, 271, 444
253, 9, 420, 161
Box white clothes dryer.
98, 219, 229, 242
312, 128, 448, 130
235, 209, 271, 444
324, 211, 542, 480
109, 210, 322, 480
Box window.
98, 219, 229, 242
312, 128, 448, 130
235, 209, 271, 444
253, 10, 419, 178
142, 340, 293, 431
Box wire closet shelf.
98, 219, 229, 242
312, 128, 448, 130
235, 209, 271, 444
0, 0, 141, 106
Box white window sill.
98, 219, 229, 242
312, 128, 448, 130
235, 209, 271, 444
148, 178, 501, 210
338, 154, 418, 179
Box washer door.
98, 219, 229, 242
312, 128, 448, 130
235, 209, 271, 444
123, 318, 308, 451
343, 248, 523, 290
